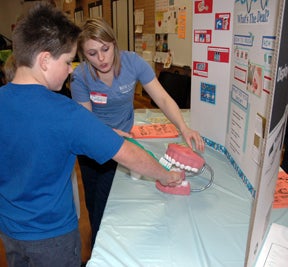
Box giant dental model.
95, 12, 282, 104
156, 143, 214, 195
126, 138, 214, 195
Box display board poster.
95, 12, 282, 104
244, 0, 288, 266
192, 0, 288, 266
191, 0, 234, 146
224, 0, 288, 266
226, 0, 280, 188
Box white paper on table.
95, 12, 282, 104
255, 223, 288, 267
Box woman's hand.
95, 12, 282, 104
181, 127, 205, 152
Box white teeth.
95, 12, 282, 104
165, 156, 171, 162
164, 154, 199, 173
174, 161, 185, 169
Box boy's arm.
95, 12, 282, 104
112, 140, 183, 186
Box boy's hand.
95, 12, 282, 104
158, 169, 185, 187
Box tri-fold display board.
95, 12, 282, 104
191, 0, 288, 266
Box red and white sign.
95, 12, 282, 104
234, 65, 247, 83
215, 13, 231, 30
194, 0, 213, 14
194, 29, 212, 43
193, 61, 209, 77
207, 46, 230, 63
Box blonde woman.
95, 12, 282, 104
70, 18, 205, 248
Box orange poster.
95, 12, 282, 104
273, 171, 288, 208
131, 123, 179, 139
178, 7, 186, 39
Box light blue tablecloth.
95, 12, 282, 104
87, 109, 288, 267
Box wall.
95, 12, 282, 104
0, 1, 23, 41
165, 0, 192, 67
62, 0, 112, 24
0, 0, 113, 42
134, 0, 155, 33
1, 0, 193, 67
134, 0, 193, 67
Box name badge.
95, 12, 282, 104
90, 92, 107, 104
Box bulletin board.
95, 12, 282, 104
154, 0, 193, 67
191, 1, 288, 266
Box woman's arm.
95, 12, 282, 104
78, 100, 132, 138
143, 77, 204, 152
77, 101, 92, 111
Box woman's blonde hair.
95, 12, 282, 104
77, 18, 121, 79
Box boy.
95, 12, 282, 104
0, 3, 183, 267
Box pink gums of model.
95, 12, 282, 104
156, 144, 206, 195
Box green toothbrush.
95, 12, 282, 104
125, 137, 171, 170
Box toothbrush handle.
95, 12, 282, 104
125, 137, 158, 160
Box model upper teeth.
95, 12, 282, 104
162, 153, 199, 173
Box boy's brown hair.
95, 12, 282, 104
12, 3, 81, 68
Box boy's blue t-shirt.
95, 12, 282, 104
0, 83, 124, 241
70, 51, 155, 132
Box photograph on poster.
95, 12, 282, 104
194, 29, 212, 43
215, 12, 231, 30
200, 82, 215, 104
264, 52, 273, 65
247, 61, 263, 96
234, 47, 248, 63
207, 46, 230, 63
193, 61, 208, 78
194, 0, 213, 14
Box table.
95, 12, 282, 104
87, 109, 288, 267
